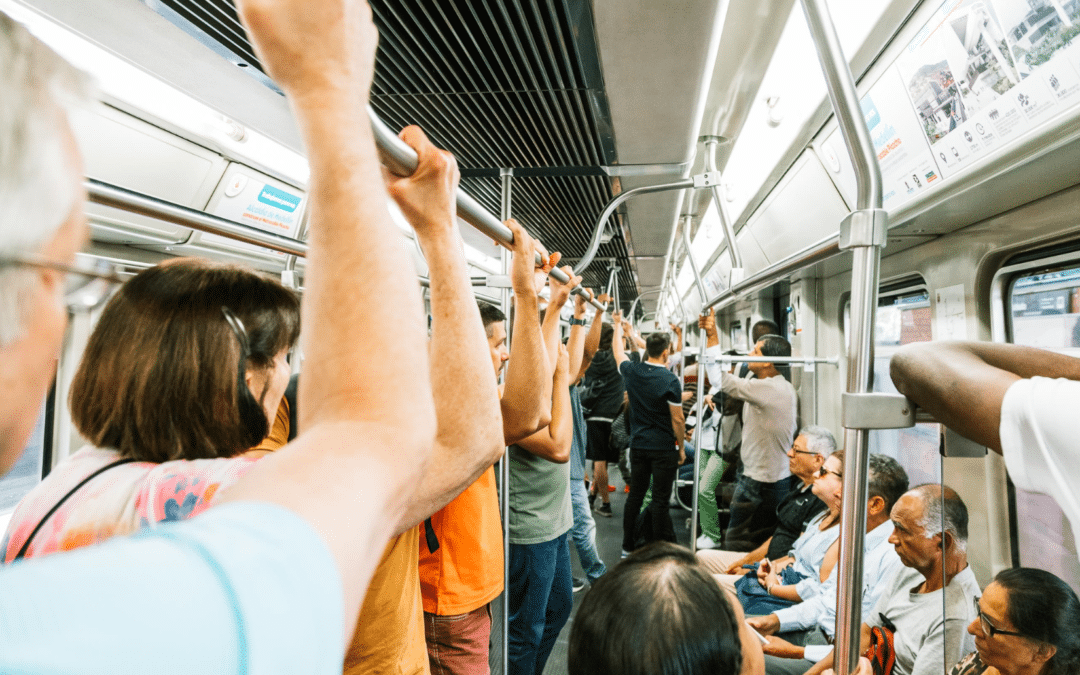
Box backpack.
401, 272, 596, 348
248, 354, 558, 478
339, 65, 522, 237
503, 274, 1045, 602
609, 403, 632, 454
864, 614, 897, 675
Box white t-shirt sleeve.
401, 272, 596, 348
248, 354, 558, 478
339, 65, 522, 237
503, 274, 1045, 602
0, 502, 343, 675
1000, 377, 1080, 553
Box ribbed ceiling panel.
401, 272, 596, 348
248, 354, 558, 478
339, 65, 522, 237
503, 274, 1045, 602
147, 0, 639, 306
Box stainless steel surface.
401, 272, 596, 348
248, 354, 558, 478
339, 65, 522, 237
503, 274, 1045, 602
799, 0, 885, 671
371, 108, 606, 311
702, 138, 744, 271
713, 355, 839, 365
840, 392, 916, 430
628, 288, 665, 322
572, 177, 695, 277
86, 179, 309, 256
680, 216, 707, 555
499, 168, 512, 675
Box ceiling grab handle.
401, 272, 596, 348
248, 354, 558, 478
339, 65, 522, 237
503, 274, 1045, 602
627, 288, 665, 323
368, 106, 606, 311
680, 215, 709, 554
798, 1, 886, 674
701, 137, 745, 285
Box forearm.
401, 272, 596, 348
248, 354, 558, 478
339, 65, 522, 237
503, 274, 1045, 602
541, 297, 567, 371
612, 324, 627, 364
568, 324, 587, 384
398, 235, 504, 531
769, 583, 802, 603
503, 292, 551, 442
518, 371, 572, 463
671, 413, 685, 452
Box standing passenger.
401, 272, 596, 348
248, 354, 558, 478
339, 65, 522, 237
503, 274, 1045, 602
612, 313, 685, 556
506, 268, 581, 675
582, 320, 625, 517
418, 226, 558, 675
701, 309, 798, 551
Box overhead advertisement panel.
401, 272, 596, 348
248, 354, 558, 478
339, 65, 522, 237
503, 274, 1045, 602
817, 0, 1080, 211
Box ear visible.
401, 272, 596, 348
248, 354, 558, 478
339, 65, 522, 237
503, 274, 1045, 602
1033, 642, 1057, 666
868, 495, 887, 516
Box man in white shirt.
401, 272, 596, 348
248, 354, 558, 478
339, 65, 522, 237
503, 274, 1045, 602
890, 341, 1080, 558
804, 484, 980, 675
747, 454, 908, 675
701, 309, 798, 551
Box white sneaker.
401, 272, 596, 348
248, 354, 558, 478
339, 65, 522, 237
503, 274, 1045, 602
696, 534, 719, 550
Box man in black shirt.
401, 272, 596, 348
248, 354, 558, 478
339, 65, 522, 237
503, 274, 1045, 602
612, 313, 685, 555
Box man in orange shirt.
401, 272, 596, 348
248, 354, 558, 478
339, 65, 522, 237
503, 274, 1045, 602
342, 126, 555, 675
419, 247, 565, 673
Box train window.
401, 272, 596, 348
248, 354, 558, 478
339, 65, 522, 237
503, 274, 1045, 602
1005, 262, 1080, 592
845, 287, 941, 486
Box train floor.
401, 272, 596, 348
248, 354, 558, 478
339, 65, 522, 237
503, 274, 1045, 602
488, 482, 695, 675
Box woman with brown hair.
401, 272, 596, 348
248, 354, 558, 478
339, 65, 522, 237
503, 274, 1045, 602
1, 258, 300, 561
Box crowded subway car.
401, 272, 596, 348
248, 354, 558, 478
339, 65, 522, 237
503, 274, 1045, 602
2, 0, 1080, 674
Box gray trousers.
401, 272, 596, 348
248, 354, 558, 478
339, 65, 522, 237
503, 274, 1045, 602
763, 627, 830, 675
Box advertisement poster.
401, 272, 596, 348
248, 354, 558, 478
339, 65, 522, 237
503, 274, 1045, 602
204, 171, 306, 257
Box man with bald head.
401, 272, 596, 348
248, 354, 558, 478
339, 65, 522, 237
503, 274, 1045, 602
803, 484, 981, 675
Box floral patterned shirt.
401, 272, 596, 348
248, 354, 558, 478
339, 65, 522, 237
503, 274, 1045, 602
1, 446, 259, 562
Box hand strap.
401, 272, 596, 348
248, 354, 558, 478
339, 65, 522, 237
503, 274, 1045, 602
13, 457, 139, 561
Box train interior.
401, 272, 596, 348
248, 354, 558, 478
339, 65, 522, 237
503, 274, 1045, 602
3, 0, 1080, 672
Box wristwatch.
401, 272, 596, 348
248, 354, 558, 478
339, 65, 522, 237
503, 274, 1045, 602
569, 317, 588, 326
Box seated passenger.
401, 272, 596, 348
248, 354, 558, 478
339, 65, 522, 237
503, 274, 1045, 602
729, 450, 842, 616
0, 0, 448, 669
697, 426, 834, 573
568, 542, 765, 675
890, 341, 1080, 562
806, 484, 980, 675
747, 455, 907, 673
950, 567, 1080, 675
701, 309, 799, 552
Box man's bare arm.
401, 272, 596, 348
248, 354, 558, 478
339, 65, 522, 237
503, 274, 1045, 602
566, 289, 592, 382
516, 343, 572, 463
612, 311, 629, 366
888, 341, 1080, 453
576, 293, 607, 382
385, 127, 504, 532
803, 623, 871, 675
670, 402, 686, 462
502, 220, 553, 444
225, 0, 436, 641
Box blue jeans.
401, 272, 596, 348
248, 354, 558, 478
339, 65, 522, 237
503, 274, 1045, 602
508, 533, 573, 675
569, 479, 606, 584
724, 474, 796, 551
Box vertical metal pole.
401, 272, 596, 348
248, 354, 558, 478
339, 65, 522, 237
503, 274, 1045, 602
799, 1, 885, 673
681, 216, 709, 553
499, 167, 513, 675
701, 137, 745, 274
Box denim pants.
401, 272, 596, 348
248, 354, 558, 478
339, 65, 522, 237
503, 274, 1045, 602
724, 474, 795, 551
507, 533, 573, 675
569, 479, 606, 584
622, 447, 678, 552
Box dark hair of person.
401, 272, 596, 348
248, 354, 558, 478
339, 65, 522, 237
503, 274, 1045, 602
994, 567, 1080, 675
757, 334, 791, 359
478, 301, 506, 336
599, 322, 614, 350
646, 332, 671, 359
751, 319, 780, 343
568, 542, 743, 675
70, 259, 300, 462
684, 353, 697, 368
867, 454, 909, 514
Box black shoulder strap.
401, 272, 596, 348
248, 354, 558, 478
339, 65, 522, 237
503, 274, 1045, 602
423, 517, 440, 553
13, 457, 139, 561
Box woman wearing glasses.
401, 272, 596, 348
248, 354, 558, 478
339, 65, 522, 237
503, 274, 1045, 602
950, 568, 1080, 675
1, 259, 299, 562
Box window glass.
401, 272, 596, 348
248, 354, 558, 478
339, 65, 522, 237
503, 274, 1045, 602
1008, 265, 1080, 593
0, 403, 45, 513
847, 289, 941, 486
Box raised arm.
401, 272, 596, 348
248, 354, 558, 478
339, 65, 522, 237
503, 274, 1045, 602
611, 311, 629, 366
888, 341, 1080, 453
501, 220, 554, 444
577, 292, 607, 381
224, 0, 436, 639
567, 288, 591, 383
542, 265, 581, 369
384, 126, 504, 532
516, 343, 572, 463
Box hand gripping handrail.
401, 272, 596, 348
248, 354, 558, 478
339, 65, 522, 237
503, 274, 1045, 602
368, 107, 605, 311
799, 1, 885, 674
680, 216, 709, 554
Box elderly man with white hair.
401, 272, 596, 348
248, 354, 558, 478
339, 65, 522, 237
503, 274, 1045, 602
0, 0, 463, 671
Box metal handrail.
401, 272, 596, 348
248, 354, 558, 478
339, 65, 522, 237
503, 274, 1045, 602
369, 107, 605, 311
572, 178, 696, 277
710, 355, 839, 365
799, 1, 885, 673
702, 138, 744, 271
627, 288, 665, 322
680, 215, 709, 554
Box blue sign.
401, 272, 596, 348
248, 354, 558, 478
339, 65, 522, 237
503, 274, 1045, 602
257, 184, 302, 213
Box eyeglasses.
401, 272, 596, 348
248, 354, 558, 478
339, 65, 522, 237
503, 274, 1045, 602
973, 597, 1026, 639
817, 466, 843, 480
790, 444, 818, 456
0, 255, 124, 312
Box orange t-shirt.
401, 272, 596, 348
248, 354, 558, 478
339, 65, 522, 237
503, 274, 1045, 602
417, 466, 504, 615
344, 526, 429, 675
